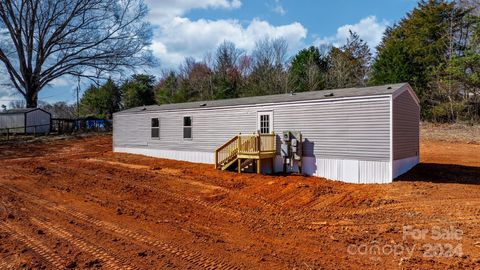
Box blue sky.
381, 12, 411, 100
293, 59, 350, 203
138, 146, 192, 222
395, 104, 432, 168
1, 0, 419, 107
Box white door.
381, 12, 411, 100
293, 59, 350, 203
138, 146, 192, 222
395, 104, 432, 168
257, 111, 273, 134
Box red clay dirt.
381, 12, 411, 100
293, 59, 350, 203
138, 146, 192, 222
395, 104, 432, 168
0, 135, 479, 269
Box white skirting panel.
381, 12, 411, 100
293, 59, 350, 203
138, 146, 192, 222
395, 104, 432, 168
315, 158, 391, 184
358, 160, 391, 184
114, 147, 395, 184
271, 156, 391, 184
392, 156, 419, 179
114, 147, 214, 164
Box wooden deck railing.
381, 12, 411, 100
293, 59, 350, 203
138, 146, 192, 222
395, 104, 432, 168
215, 135, 239, 169
215, 133, 276, 169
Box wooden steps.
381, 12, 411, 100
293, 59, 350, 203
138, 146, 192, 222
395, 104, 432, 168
214, 133, 276, 174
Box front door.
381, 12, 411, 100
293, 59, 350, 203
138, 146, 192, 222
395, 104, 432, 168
257, 111, 273, 134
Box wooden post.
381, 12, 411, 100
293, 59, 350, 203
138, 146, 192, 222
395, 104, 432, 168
214, 150, 218, 169
257, 134, 261, 153
237, 134, 241, 154
238, 158, 241, 173
257, 158, 261, 174
33, 125, 37, 137
271, 158, 274, 174
271, 132, 275, 151
6, 128, 9, 141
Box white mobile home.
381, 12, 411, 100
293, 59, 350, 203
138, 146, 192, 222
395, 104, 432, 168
0, 108, 51, 134
113, 83, 420, 184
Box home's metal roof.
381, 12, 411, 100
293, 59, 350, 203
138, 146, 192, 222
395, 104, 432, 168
115, 83, 409, 115
0, 108, 39, 114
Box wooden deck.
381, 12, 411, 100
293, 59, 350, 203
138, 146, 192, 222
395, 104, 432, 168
215, 133, 276, 174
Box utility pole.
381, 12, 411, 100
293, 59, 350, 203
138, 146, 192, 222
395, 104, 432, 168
76, 76, 80, 119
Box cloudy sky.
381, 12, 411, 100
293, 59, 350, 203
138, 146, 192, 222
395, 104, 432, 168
1, 0, 418, 107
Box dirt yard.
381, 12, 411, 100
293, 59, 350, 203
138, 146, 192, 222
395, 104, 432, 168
0, 134, 479, 270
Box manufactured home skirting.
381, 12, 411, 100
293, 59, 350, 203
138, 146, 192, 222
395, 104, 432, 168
114, 147, 214, 164
114, 147, 396, 184
392, 156, 419, 179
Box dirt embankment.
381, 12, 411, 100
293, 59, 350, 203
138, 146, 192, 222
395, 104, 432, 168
0, 134, 479, 269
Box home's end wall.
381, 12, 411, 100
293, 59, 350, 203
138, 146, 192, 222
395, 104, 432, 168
392, 87, 420, 178
393, 89, 419, 160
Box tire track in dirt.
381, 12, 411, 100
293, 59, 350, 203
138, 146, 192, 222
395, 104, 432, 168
0, 223, 66, 269
30, 217, 136, 270
303, 213, 480, 231
135, 182, 241, 219
72, 159, 243, 219
0, 256, 14, 270
308, 194, 480, 220
82, 158, 284, 215
44, 207, 241, 270
80, 158, 295, 230
1, 185, 242, 270
0, 201, 8, 220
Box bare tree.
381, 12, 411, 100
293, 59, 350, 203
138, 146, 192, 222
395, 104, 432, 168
41, 101, 77, 118
214, 41, 244, 76
0, 0, 153, 108
8, 99, 26, 108
249, 38, 288, 95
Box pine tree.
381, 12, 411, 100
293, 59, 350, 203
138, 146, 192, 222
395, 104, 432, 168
80, 79, 121, 118
370, 0, 464, 119
289, 46, 328, 92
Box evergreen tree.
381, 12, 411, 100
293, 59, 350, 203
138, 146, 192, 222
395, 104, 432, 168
326, 31, 372, 89
80, 79, 121, 118
154, 71, 182, 104
121, 74, 156, 109
289, 46, 328, 92
342, 31, 372, 86
370, 0, 465, 118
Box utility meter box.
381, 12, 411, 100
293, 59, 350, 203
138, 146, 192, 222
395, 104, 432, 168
281, 144, 290, 157
282, 131, 291, 142
280, 130, 303, 173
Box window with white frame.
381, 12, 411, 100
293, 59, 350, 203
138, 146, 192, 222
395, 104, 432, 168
183, 116, 192, 139
151, 118, 159, 139
259, 114, 270, 134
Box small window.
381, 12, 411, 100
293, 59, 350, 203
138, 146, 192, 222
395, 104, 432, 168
183, 116, 192, 139
260, 114, 270, 134
151, 118, 159, 139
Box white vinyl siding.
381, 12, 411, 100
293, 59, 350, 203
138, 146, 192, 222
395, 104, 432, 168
113, 96, 391, 162
393, 90, 420, 160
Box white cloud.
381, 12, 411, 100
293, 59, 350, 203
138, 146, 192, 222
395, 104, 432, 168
50, 77, 70, 87
314, 16, 389, 50
0, 89, 20, 109
272, 6, 286, 16
151, 17, 307, 69
146, 0, 241, 24
272, 0, 286, 15
144, 0, 306, 69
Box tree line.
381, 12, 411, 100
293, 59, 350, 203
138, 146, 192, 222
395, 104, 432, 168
79, 0, 479, 122
6, 0, 478, 123
78, 31, 373, 119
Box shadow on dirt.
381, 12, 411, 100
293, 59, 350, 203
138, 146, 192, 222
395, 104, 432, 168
395, 163, 480, 184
